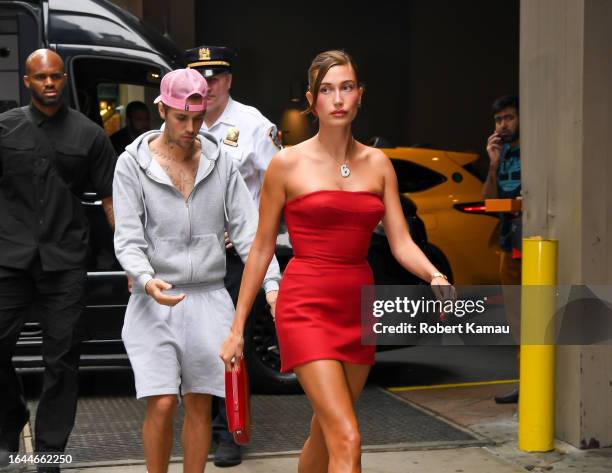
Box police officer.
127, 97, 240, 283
0, 49, 116, 473
184, 45, 281, 467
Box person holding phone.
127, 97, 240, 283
483, 95, 521, 404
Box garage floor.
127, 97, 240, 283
27, 386, 485, 465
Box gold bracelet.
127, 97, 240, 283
430, 272, 447, 283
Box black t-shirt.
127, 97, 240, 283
0, 104, 116, 271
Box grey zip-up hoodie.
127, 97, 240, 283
113, 130, 280, 292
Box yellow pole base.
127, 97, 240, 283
518, 237, 558, 452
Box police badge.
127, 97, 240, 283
199, 48, 211, 61
223, 127, 240, 147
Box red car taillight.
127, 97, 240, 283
453, 202, 487, 215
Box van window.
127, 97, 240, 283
71, 56, 163, 130
98, 83, 159, 137
70, 57, 164, 272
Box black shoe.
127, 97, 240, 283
495, 387, 519, 404
214, 441, 242, 467
0, 406, 30, 468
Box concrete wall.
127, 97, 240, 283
521, 0, 612, 449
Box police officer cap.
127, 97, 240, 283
185, 45, 236, 78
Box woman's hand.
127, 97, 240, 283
265, 290, 278, 320
219, 329, 244, 371
430, 276, 455, 299
430, 276, 456, 322
144, 278, 186, 306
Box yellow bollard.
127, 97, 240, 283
518, 237, 558, 452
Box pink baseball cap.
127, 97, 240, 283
154, 68, 208, 112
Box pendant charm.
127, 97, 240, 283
340, 164, 351, 178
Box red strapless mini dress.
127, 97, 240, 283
275, 190, 385, 372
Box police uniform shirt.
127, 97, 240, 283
201, 97, 280, 204
0, 104, 116, 271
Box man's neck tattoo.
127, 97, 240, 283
152, 136, 199, 163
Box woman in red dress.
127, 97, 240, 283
220, 50, 451, 472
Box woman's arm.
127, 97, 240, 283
377, 151, 448, 284
220, 152, 288, 367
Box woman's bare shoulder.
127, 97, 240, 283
270, 139, 314, 169
355, 141, 391, 167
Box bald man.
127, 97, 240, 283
0, 49, 116, 472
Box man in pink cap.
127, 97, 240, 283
112, 68, 280, 472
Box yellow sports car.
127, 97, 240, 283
383, 147, 501, 285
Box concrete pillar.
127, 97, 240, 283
521, 0, 612, 448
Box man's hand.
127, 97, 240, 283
224, 231, 234, 250
144, 278, 186, 306
486, 132, 503, 168
265, 290, 278, 319
127, 275, 132, 293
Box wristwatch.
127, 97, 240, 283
431, 272, 447, 282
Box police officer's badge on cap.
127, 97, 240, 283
185, 45, 236, 78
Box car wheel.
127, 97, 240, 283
425, 243, 454, 284
243, 293, 301, 394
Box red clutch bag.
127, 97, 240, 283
224, 357, 251, 445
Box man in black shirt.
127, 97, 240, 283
0, 49, 116, 472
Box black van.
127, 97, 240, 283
0, 0, 182, 370
1, 0, 442, 394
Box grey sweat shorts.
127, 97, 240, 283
122, 282, 233, 399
